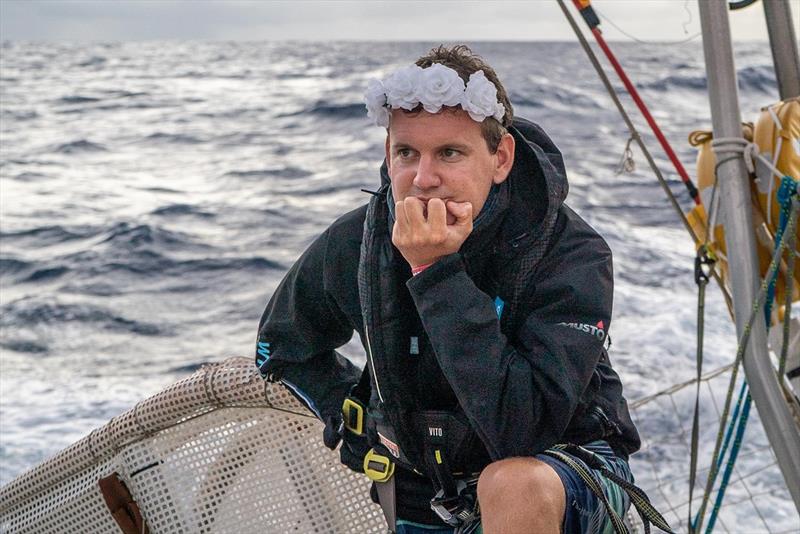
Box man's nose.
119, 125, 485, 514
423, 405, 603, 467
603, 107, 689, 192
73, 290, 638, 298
413, 154, 441, 189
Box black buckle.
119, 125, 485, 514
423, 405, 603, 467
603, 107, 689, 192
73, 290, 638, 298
429, 479, 478, 528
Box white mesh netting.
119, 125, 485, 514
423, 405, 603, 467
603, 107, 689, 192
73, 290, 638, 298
624, 365, 800, 534
0, 357, 386, 533
4, 357, 798, 533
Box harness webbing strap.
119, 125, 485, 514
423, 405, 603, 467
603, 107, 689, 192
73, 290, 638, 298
543, 446, 675, 534
541, 449, 629, 534
374, 476, 397, 533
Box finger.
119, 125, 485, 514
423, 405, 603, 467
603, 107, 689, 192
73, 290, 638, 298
427, 198, 447, 232
446, 201, 473, 226
395, 201, 408, 227
404, 197, 427, 227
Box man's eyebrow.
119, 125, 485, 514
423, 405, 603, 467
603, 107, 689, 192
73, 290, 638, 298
438, 143, 471, 151
391, 142, 471, 151
391, 142, 415, 150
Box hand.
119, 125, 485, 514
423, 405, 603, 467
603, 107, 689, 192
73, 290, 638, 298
323, 414, 370, 473
392, 197, 473, 268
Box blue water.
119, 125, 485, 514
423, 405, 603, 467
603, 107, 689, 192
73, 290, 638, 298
0, 41, 795, 530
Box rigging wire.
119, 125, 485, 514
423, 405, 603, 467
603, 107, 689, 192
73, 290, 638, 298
556, 0, 734, 316
592, 6, 702, 45
567, 0, 702, 207
681, 0, 693, 36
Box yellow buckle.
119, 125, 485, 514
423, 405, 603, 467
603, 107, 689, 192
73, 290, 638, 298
363, 449, 395, 482
342, 398, 364, 436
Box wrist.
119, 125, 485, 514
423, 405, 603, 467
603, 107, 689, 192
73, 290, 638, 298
411, 262, 435, 276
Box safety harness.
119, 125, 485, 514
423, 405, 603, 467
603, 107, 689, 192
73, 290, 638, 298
331, 373, 674, 534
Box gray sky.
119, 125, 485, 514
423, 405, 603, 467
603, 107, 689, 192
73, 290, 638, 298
1, 0, 795, 42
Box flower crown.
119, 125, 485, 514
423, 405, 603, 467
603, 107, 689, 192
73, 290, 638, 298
364, 63, 506, 128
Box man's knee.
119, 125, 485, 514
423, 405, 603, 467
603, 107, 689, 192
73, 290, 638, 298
477, 457, 566, 518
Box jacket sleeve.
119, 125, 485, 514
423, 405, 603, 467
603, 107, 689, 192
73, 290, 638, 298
405, 218, 612, 460
256, 216, 363, 421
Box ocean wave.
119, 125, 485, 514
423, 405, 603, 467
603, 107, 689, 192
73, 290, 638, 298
212, 131, 272, 145
176, 71, 250, 80
76, 56, 107, 68
97, 222, 198, 249
64, 252, 280, 285
51, 139, 107, 154
150, 204, 215, 218
20, 266, 70, 283
507, 93, 545, 108
101, 90, 150, 99
172, 256, 281, 273
223, 167, 313, 179
60, 281, 123, 297
141, 132, 205, 144
636, 66, 775, 93
2, 258, 70, 286
514, 83, 601, 110
0, 257, 31, 274
0, 339, 49, 354
737, 65, 776, 93
56, 95, 101, 105
139, 186, 182, 194
636, 74, 707, 92
11, 172, 49, 181
0, 225, 97, 245
1, 109, 38, 121
0, 299, 170, 336
297, 101, 366, 119
196, 109, 269, 121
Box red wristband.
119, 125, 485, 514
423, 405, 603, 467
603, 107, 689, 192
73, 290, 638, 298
411, 262, 434, 276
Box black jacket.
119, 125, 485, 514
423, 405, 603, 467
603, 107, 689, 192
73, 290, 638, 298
256, 117, 640, 522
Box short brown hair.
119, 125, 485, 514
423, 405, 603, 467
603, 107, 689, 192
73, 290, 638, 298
411, 44, 514, 153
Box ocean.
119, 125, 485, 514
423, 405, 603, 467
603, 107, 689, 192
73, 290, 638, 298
0, 40, 795, 531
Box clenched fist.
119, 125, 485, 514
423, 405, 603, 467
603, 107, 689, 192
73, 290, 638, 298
392, 197, 473, 269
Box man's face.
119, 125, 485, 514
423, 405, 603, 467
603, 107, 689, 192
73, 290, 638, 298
385, 108, 514, 224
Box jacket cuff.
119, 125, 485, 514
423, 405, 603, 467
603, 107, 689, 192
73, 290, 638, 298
405, 253, 465, 293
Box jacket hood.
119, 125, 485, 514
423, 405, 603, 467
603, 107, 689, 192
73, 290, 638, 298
501, 117, 569, 249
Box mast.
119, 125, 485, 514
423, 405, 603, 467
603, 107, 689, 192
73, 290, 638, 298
698, 0, 800, 510
762, 0, 800, 99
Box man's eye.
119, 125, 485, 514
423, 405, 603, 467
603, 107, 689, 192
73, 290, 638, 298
442, 148, 460, 158
397, 148, 413, 158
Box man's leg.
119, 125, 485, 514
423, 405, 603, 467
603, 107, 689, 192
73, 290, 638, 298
477, 457, 566, 534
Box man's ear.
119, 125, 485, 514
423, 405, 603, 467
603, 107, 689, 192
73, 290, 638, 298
384, 134, 391, 176
493, 132, 515, 184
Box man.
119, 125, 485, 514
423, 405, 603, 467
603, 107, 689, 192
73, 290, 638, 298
256, 45, 644, 534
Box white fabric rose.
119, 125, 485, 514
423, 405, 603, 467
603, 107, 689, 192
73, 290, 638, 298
384, 65, 423, 111
418, 63, 466, 114
364, 78, 390, 127
461, 70, 506, 123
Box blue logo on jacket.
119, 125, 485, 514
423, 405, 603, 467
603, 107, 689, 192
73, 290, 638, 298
494, 296, 505, 319
256, 342, 271, 368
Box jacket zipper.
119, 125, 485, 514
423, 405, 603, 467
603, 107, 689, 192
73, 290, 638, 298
364, 318, 385, 403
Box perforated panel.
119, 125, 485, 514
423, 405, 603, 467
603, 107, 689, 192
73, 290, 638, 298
0, 358, 386, 533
